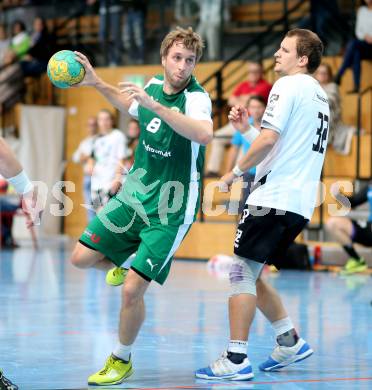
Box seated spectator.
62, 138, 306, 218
20, 17, 54, 77
0, 50, 23, 113
90, 109, 128, 210
0, 176, 20, 248
225, 95, 266, 214
72, 116, 98, 222
326, 181, 371, 275
10, 20, 30, 61
205, 61, 271, 177
334, 0, 372, 93
314, 63, 354, 154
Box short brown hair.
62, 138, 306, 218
286, 29, 324, 73
248, 95, 266, 106
160, 27, 204, 62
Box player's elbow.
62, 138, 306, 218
261, 132, 279, 149
198, 127, 213, 145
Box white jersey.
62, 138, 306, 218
91, 129, 128, 192
72, 136, 96, 175
247, 73, 330, 219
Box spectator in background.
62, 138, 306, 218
326, 182, 370, 275
0, 176, 20, 248
90, 109, 128, 210
122, 0, 146, 64
225, 95, 266, 214
314, 63, 354, 154
173, 0, 199, 29
0, 50, 23, 113
10, 20, 30, 60
205, 61, 271, 177
124, 118, 140, 169
334, 0, 372, 93
72, 116, 98, 222
196, 0, 225, 61
20, 17, 54, 77
87, 0, 123, 66
0, 24, 10, 66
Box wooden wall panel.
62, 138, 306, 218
63, 58, 372, 238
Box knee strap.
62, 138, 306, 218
229, 255, 264, 297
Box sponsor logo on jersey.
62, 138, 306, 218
269, 94, 279, 104
266, 94, 279, 115
142, 140, 172, 158
84, 229, 101, 244
314, 93, 328, 104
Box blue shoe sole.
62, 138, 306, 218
259, 348, 313, 372
195, 372, 254, 381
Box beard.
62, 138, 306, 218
164, 68, 191, 92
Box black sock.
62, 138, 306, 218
227, 351, 246, 364
343, 245, 361, 260
277, 328, 299, 347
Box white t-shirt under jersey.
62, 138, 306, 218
247, 73, 330, 220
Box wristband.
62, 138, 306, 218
7, 170, 33, 194
243, 125, 260, 143
232, 165, 244, 177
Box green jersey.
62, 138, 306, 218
119, 75, 212, 226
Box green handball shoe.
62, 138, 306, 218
105, 267, 128, 286
340, 258, 367, 275
88, 354, 133, 386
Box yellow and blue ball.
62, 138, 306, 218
47, 50, 85, 89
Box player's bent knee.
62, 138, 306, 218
70, 243, 93, 269
122, 283, 144, 306
229, 255, 264, 297
121, 272, 149, 306
70, 247, 84, 268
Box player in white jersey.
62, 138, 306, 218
196, 29, 329, 381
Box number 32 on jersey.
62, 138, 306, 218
312, 112, 328, 154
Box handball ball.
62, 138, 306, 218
47, 50, 85, 89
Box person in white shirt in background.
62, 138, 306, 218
196, 0, 228, 61
334, 0, 372, 93
72, 116, 98, 222
196, 28, 329, 381
90, 109, 128, 211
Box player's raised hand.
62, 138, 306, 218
118, 82, 157, 111
21, 185, 44, 228
73, 51, 100, 87
228, 105, 250, 134
218, 171, 237, 193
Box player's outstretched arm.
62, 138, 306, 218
119, 82, 213, 145
220, 128, 279, 189
74, 51, 133, 114
0, 137, 23, 178
0, 137, 42, 227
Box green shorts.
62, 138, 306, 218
79, 197, 191, 285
